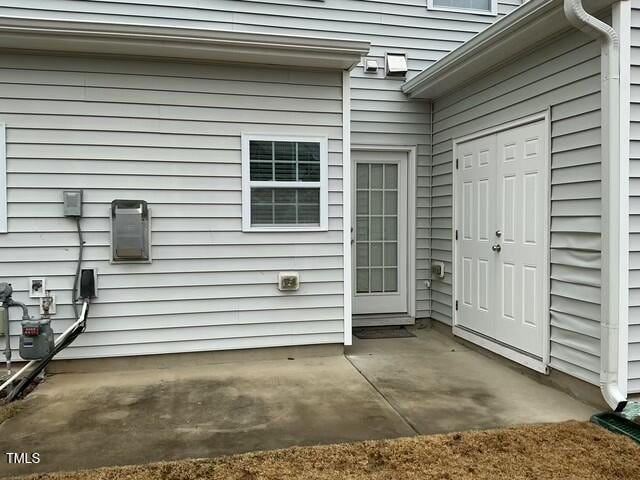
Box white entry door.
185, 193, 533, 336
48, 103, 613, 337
455, 119, 548, 358
352, 150, 408, 315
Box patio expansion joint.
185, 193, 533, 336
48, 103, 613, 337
344, 354, 421, 436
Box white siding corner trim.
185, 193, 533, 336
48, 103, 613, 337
0, 123, 5, 233
342, 70, 353, 346
241, 134, 329, 232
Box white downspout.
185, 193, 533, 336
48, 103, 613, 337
564, 0, 627, 411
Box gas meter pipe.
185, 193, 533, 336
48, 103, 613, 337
0, 301, 89, 397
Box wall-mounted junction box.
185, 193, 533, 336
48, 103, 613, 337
278, 272, 300, 291
431, 261, 445, 279
63, 190, 83, 217
111, 200, 151, 263
29, 278, 46, 298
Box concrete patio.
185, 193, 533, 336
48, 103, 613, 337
0, 326, 597, 478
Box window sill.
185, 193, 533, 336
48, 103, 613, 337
427, 6, 498, 16
243, 225, 328, 233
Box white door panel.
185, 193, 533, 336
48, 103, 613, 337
455, 119, 548, 360
456, 134, 497, 335
494, 121, 547, 356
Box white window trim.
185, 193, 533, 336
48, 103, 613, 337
427, 0, 498, 16
0, 123, 6, 234
241, 134, 329, 232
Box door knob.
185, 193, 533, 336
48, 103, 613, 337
495, 230, 502, 237
491, 244, 502, 252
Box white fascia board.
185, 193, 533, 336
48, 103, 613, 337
0, 17, 370, 70
403, 0, 614, 99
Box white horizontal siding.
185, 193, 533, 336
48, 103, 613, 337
0, 53, 345, 359
629, 0, 640, 393
430, 29, 603, 385
0, 0, 522, 322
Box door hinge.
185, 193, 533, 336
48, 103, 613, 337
455, 229, 458, 240
455, 300, 459, 311
455, 158, 459, 170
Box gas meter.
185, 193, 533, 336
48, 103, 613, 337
19, 318, 54, 360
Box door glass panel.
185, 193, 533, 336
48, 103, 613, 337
356, 243, 369, 266
385, 164, 398, 188
355, 162, 400, 294
371, 242, 383, 266
371, 191, 383, 215
371, 164, 384, 188
384, 268, 397, 292
356, 269, 369, 293
356, 191, 369, 215
357, 164, 369, 189
371, 217, 383, 241
356, 216, 369, 241
371, 268, 383, 292
384, 243, 397, 266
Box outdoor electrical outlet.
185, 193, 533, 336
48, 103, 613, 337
29, 278, 46, 298
39, 295, 56, 316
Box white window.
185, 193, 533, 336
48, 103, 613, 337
242, 135, 328, 232
0, 123, 5, 233
427, 0, 497, 15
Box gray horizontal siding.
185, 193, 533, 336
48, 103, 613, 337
629, 0, 640, 393
0, 0, 522, 322
430, 29, 602, 385
0, 53, 344, 359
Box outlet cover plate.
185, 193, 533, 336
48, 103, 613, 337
29, 278, 46, 298
39, 295, 56, 315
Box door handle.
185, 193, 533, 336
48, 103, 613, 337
495, 230, 502, 238
491, 244, 502, 252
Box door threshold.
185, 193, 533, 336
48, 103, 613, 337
353, 314, 414, 327
453, 325, 548, 374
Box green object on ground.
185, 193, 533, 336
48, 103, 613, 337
592, 402, 640, 443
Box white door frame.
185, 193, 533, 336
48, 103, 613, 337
451, 111, 551, 373
351, 145, 417, 320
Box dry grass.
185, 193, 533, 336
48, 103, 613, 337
0, 401, 23, 425
14, 421, 640, 480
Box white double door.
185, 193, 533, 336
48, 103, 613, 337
455, 120, 548, 358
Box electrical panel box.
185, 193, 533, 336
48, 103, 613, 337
63, 190, 83, 217
111, 200, 150, 262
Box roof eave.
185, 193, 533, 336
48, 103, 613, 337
0, 17, 371, 70
402, 0, 612, 100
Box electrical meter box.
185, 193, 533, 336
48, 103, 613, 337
19, 318, 54, 360
111, 199, 151, 262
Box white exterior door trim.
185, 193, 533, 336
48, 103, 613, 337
351, 145, 416, 320
451, 111, 551, 373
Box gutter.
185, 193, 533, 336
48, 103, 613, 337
564, 0, 628, 411
0, 16, 370, 70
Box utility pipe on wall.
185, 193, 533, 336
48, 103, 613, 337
563, 0, 627, 411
